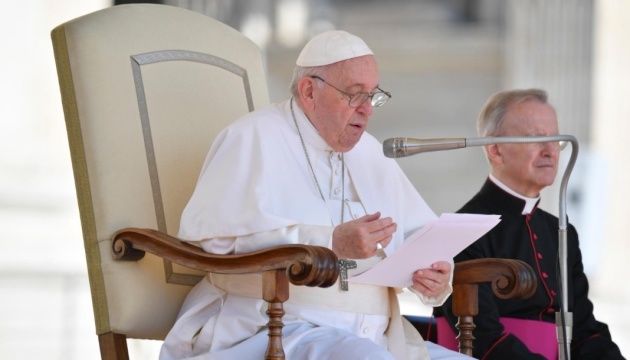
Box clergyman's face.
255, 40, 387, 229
309, 55, 379, 152
491, 100, 560, 197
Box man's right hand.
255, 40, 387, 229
331, 212, 397, 259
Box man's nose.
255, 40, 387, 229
355, 100, 373, 116
541, 141, 560, 155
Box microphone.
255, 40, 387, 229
383, 136, 571, 158
383, 137, 466, 158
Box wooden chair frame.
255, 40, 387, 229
111, 228, 338, 360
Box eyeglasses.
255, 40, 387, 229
310, 76, 391, 108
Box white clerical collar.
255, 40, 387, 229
290, 98, 333, 152
489, 174, 539, 215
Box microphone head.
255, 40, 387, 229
382, 137, 403, 158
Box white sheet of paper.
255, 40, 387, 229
349, 213, 501, 288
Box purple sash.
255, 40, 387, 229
436, 316, 558, 359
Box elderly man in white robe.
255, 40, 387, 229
160, 30, 469, 360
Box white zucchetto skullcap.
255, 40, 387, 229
296, 30, 373, 67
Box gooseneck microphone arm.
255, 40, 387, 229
384, 135, 578, 360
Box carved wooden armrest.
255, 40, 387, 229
111, 227, 339, 359
452, 258, 537, 356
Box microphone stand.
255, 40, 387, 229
386, 135, 578, 360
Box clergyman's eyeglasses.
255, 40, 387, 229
310, 76, 391, 108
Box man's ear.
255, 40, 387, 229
297, 77, 316, 111
486, 143, 502, 164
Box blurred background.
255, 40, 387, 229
1, 0, 628, 358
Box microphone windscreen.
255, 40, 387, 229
382, 138, 399, 158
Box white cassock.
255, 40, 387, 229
160, 99, 469, 360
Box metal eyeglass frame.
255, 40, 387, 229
310, 75, 391, 107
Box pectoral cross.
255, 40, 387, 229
339, 259, 357, 291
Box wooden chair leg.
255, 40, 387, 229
456, 315, 476, 356
452, 283, 478, 356
263, 270, 290, 360
98, 332, 129, 360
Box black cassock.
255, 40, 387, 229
434, 178, 624, 360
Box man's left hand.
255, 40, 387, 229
410, 261, 451, 298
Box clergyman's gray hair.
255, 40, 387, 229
477, 89, 549, 137
289, 64, 332, 98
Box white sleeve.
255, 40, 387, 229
196, 224, 334, 254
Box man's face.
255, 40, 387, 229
490, 100, 560, 197
308, 55, 379, 152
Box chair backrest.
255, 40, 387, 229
52, 4, 269, 340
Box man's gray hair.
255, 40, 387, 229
289, 64, 331, 98
477, 89, 549, 137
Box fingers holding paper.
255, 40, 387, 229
332, 212, 396, 259
411, 261, 451, 298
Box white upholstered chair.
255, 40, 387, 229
51, 4, 535, 359
51, 4, 339, 359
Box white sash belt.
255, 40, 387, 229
208, 272, 428, 360
208, 273, 390, 316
